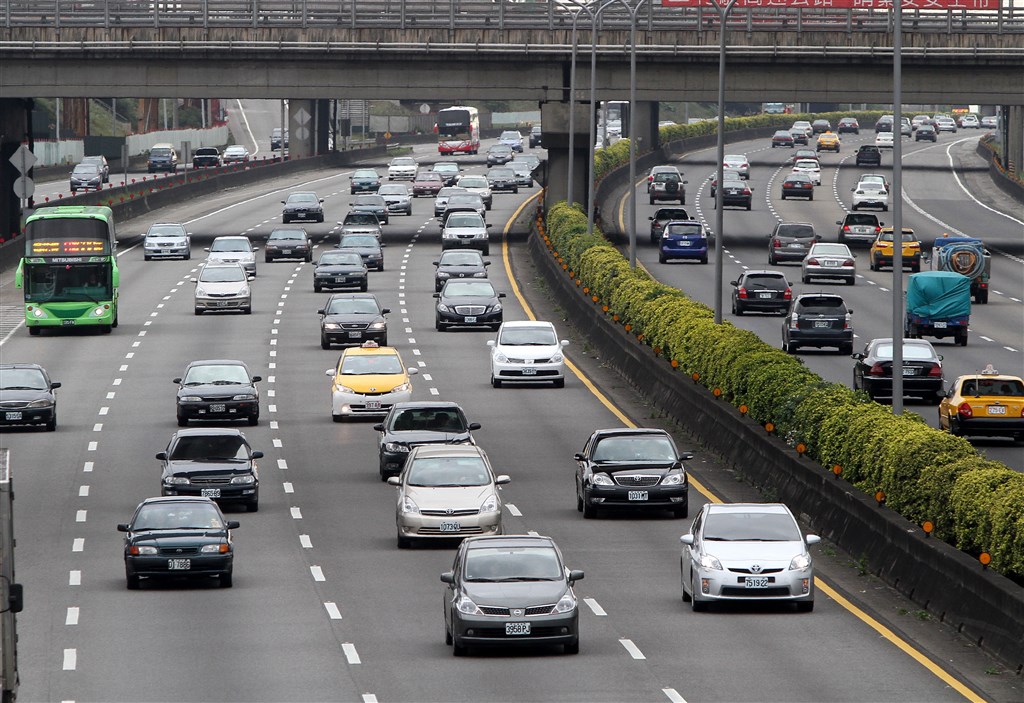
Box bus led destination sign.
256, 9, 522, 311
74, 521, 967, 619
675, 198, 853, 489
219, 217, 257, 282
30, 239, 108, 256
661, 0, 998, 8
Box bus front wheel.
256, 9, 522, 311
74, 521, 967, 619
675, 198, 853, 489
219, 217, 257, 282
28, 326, 40, 336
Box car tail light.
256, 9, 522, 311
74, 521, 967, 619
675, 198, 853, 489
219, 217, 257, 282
957, 402, 973, 418
743, 187, 752, 196
806, 258, 819, 266
737, 286, 749, 299
928, 365, 943, 377
874, 226, 881, 234
980, 282, 988, 289
790, 312, 799, 327
843, 258, 855, 266
843, 314, 852, 330
773, 239, 782, 248
868, 363, 885, 376
783, 287, 792, 300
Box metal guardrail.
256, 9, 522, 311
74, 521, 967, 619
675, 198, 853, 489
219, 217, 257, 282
1, 0, 1022, 33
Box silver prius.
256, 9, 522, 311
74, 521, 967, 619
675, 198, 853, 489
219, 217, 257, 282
680, 503, 820, 612
388, 445, 509, 548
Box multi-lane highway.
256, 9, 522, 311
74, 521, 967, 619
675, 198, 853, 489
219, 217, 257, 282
613, 130, 1024, 472
2, 135, 1021, 703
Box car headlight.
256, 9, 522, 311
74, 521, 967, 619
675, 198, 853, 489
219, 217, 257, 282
399, 496, 420, 515
436, 272, 451, 279
164, 476, 190, 485
661, 470, 687, 486
237, 287, 250, 297
178, 396, 203, 402
391, 382, 410, 394
323, 323, 341, 330
472, 271, 486, 278
442, 232, 457, 239
550, 353, 564, 363
456, 595, 481, 615
489, 302, 502, 313
333, 384, 356, 394
384, 442, 409, 453
195, 287, 208, 297
200, 543, 229, 554
789, 553, 812, 571
368, 322, 386, 330
591, 473, 614, 486
698, 554, 723, 570
479, 494, 499, 513
91, 306, 107, 317
232, 394, 257, 401
230, 474, 256, 485
437, 304, 451, 313
494, 352, 509, 363
26, 398, 54, 408
131, 545, 158, 555
553, 591, 577, 614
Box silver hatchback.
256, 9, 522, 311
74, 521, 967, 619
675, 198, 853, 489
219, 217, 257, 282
801, 242, 856, 285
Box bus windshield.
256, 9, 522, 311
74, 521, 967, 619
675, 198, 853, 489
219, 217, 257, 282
437, 109, 471, 138
25, 217, 110, 257
23, 262, 112, 303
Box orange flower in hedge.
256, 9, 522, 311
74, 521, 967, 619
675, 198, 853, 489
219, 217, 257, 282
583, 287, 589, 294
602, 305, 609, 312
576, 279, 582, 286
592, 295, 599, 303
636, 334, 644, 342
624, 323, 631, 331
671, 359, 679, 368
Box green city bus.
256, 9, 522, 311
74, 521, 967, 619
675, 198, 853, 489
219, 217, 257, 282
15, 206, 120, 335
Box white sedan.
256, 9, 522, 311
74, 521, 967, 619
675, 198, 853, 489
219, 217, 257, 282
790, 159, 821, 186
851, 181, 890, 211
487, 320, 569, 388
874, 132, 895, 149
387, 157, 418, 181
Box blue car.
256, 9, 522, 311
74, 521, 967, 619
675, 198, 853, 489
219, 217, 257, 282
658, 220, 708, 264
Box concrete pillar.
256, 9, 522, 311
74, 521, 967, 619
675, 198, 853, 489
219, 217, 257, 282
316, 99, 331, 154
540, 102, 593, 207
288, 99, 316, 159
630, 101, 659, 155
0, 99, 31, 243
1005, 104, 1023, 178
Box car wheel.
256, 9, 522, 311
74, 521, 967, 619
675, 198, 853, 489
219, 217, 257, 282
321, 336, 331, 350
126, 571, 140, 590
265, 256, 272, 263
144, 255, 152, 261
491, 376, 502, 388
360, 282, 368, 292
957, 331, 968, 346
576, 485, 584, 512
564, 640, 580, 655
847, 277, 855, 286
248, 414, 259, 426
674, 504, 688, 519
746, 203, 751, 211
177, 415, 188, 427
452, 637, 468, 657
581, 491, 597, 519
220, 571, 233, 588
681, 563, 692, 602
246, 497, 259, 513
185, 252, 191, 261
314, 284, 322, 293
553, 377, 565, 388
397, 534, 411, 549
46, 415, 57, 432
483, 247, 490, 256
734, 302, 744, 316
649, 198, 655, 205
796, 600, 814, 613
243, 307, 252, 315
802, 275, 809, 284
436, 319, 447, 332
28, 326, 40, 336
840, 343, 853, 356
785, 341, 797, 354
768, 253, 776, 266
332, 413, 344, 423
808, 194, 813, 201
691, 576, 708, 612
658, 252, 667, 264
781, 194, 786, 200
445, 626, 453, 646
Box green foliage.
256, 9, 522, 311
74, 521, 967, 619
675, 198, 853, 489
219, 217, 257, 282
916, 457, 1007, 541
951, 468, 1020, 555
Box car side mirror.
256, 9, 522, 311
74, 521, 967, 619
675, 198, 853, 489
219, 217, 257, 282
247, 274, 255, 281
495, 475, 511, 485
498, 292, 506, 298
835, 220, 842, 225
484, 261, 491, 266
560, 340, 569, 347
648, 216, 654, 221
432, 261, 439, 266
281, 200, 286, 204
730, 280, 738, 287
251, 376, 262, 383
680, 534, 695, 545
852, 353, 864, 360
574, 452, 585, 461
372, 423, 386, 432
319, 199, 324, 203
117, 523, 130, 532
680, 452, 694, 461
226, 521, 241, 530
325, 369, 335, 376
50, 382, 62, 390
252, 451, 264, 459
468, 422, 481, 431
847, 309, 854, 314
172, 377, 182, 384
317, 309, 326, 315
155, 452, 167, 460
407, 368, 419, 375
568, 569, 585, 583
805, 535, 821, 546
203, 247, 210, 252
433, 293, 440, 298
486, 224, 493, 228
440, 572, 455, 585
387, 476, 401, 486
487, 340, 496, 347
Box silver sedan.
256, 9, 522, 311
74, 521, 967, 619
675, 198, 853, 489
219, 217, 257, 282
801, 242, 856, 285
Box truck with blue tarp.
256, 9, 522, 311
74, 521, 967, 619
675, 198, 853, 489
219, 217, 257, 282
929, 235, 990, 304
905, 270, 972, 346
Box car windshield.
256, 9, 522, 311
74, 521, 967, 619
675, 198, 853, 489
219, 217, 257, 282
0, 368, 47, 390
499, 326, 557, 346
874, 343, 935, 361
417, 173, 442, 182
200, 266, 246, 283
210, 239, 251, 253
465, 547, 562, 582
344, 214, 380, 226
269, 231, 305, 242
489, 169, 514, 178
390, 408, 467, 432
169, 434, 248, 461
151, 148, 172, 157
446, 215, 484, 228
355, 196, 385, 206
325, 298, 380, 315
339, 354, 403, 375
225, 147, 246, 155
354, 170, 379, 179
443, 281, 496, 297
439, 252, 483, 266
811, 244, 850, 256
500, 131, 521, 139
133, 502, 224, 531
961, 379, 1024, 397
786, 175, 811, 183
392, 158, 416, 166
778, 225, 815, 238
665, 223, 703, 237
489, 146, 512, 154
378, 185, 406, 195
288, 194, 318, 204
794, 160, 819, 169
182, 364, 251, 385
437, 188, 465, 199
448, 195, 481, 206
148, 225, 186, 237
774, 131, 791, 137
340, 236, 379, 248
797, 297, 846, 313
592, 436, 675, 462
879, 231, 915, 242
459, 177, 487, 188
319, 252, 362, 266
703, 511, 802, 542
73, 165, 99, 175
656, 209, 689, 221
434, 164, 459, 173
406, 455, 490, 487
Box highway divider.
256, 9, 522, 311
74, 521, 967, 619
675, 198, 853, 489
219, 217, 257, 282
533, 200, 1024, 672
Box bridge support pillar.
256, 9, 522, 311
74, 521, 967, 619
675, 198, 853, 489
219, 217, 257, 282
627, 101, 659, 154
540, 102, 593, 208
1004, 105, 1023, 179
288, 99, 318, 159
0, 99, 32, 243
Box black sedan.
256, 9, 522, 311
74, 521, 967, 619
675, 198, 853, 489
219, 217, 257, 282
337, 234, 384, 271
118, 496, 239, 589
486, 167, 518, 194
441, 535, 583, 656
174, 359, 261, 427
0, 363, 61, 431
771, 130, 795, 148
780, 172, 815, 200
313, 250, 368, 293
434, 250, 490, 291
264, 228, 312, 262
915, 124, 938, 142
281, 192, 325, 223
318, 292, 389, 349
350, 169, 382, 194
157, 428, 262, 512
574, 428, 691, 518
852, 337, 945, 403
782, 293, 854, 355
373, 401, 480, 479
648, 207, 691, 244
837, 117, 860, 134
350, 194, 390, 225
731, 270, 792, 316
717, 179, 752, 210
434, 280, 505, 331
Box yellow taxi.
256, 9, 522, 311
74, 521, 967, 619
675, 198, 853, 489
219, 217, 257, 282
939, 365, 1024, 441
815, 131, 841, 152
870, 227, 921, 272
326, 341, 417, 421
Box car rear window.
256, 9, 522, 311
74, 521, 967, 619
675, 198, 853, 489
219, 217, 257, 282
744, 274, 787, 289
664, 223, 703, 237
846, 214, 878, 226
797, 297, 846, 313
777, 225, 815, 238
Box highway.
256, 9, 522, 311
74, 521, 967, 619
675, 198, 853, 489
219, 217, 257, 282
2, 136, 1021, 703
615, 130, 1024, 473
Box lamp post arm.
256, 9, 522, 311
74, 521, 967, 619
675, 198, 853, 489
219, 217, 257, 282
712, 0, 741, 325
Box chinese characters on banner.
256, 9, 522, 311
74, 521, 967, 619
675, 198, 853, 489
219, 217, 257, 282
660, 0, 999, 8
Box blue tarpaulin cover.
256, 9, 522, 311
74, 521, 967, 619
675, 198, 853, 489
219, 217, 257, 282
906, 271, 972, 319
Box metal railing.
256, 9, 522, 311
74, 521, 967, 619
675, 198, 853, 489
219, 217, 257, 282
2, 0, 1022, 33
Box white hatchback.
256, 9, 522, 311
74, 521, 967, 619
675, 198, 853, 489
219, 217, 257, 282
874, 132, 895, 149
487, 320, 569, 388
790, 159, 821, 186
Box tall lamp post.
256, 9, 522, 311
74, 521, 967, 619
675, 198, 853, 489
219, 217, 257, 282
585, 0, 622, 237
711, 0, 741, 324
891, 0, 905, 414
566, 1, 598, 210
624, 0, 650, 268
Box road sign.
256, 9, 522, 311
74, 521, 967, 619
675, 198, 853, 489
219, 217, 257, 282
419, 104, 431, 115
662, 0, 998, 7
294, 125, 309, 140
13, 177, 34, 199
294, 107, 311, 126
9, 145, 36, 174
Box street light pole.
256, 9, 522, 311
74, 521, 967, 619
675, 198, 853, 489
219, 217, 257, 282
891, 0, 905, 414
625, 0, 649, 269
712, 0, 741, 325
566, 3, 594, 210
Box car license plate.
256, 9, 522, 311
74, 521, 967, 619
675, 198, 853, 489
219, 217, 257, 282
789, 242, 804, 248
5, 412, 22, 421
62, 319, 76, 326
201, 488, 221, 498
987, 406, 1007, 415
168, 559, 191, 571
210, 403, 227, 413
758, 292, 773, 299
522, 367, 536, 375
335, 277, 348, 283
933, 321, 948, 329
297, 213, 307, 218
744, 577, 770, 588
679, 241, 692, 247
217, 301, 230, 307
439, 521, 461, 532
902, 367, 918, 376
464, 316, 477, 323
813, 320, 831, 328
348, 331, 362, 338
628, 490, 649, 501
506, 622, 531, 636
824, 260, 838, 267
282, 249, 292, 255
365, 400, 381, 410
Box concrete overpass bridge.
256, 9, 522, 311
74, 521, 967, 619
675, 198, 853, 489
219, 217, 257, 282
2, 0, 1022, 222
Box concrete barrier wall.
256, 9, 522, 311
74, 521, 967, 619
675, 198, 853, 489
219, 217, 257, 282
975, 139, 1024, 202
528, 229, 1024, 672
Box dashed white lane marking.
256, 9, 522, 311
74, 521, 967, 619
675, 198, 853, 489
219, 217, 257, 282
78, 486, 89, 497
283, 482, 295, 493
584, 598, 607, 616
69, 571, 81, 586
663, 688, 688, 703
980, 336, 994, 342
277, 459, 288, 470
267, 389, 276, 397
506, 503, 522, 517
362, 695, 378, 703
310, 566, 326, 582
429, 388, 440, 396
72, 538, 84, 552
290, 507, 303, 519
619, 639, 646, 660
132, 341, 141, 348
325, 602, 343, 620
92, 424, 103, 432
87, 441, 97, 451
527, 530, 539, 536
1006, 346, 1019, 352
62, 649, 77, 670
75, 510, 87, 523
270, 421, 280, 429
83, 462, 93, 473
300, 535, 313, 549
342, 643, 362, 664
65, 607, 79, 625
98, 407, 108, 416
106, 392, 115, 399
405, 327, 413, 333
112, 378, 122, 385
417, 361, 426, 367
268, 375, 276, 383
269, 405, 278, 413
273, 439, 283, 448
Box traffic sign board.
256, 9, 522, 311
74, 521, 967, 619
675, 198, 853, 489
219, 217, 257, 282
13, 176, 34, 199
9, 145, 36, 174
